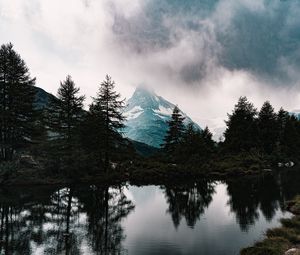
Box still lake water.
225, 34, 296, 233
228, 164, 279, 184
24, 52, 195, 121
0, 170, 300, 255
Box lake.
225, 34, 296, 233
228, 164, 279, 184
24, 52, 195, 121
0, 170, 299, 255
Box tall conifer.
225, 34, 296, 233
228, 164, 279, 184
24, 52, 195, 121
0, 43, 36, 161
92, 75, 125, 171
163, 106, 185, 153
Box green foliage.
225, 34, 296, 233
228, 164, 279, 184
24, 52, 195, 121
223, 97, 300, 163
258, 101, 278, 154
224, 96, 259, 152
240, 237, 290, 255
45, 75, 85, 174
0, 43, 38, 161
286, 196, 300, 215
80, 75, 126, 171
281, 216, 300, 229
162, 106, 216, 164
279, 115, 300, 159
46, 75, 85, 142
80, 102, 105, 163
266, 227, 300, 243
162, 106, 185, 154
92, 75, 125, 169
213, 150, 268, 176
175, 124, 216, 164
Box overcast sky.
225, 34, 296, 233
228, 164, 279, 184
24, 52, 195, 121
1, 0, 300, 133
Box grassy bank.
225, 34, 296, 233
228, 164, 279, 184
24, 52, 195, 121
0, 151, 273, 186
240, 196, 300, 255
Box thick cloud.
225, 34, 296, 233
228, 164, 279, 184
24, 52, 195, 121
1, 0, 300, 136
110, 0, 300, 86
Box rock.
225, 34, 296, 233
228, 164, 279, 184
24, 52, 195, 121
278, 162, 284, 167
285, 248, 300, 255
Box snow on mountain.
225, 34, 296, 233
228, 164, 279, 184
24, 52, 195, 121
290, 110, 300, 119
123, 86, 201, 148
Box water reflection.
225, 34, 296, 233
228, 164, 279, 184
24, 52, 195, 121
0, 170, 299, 254
226, 175, 281, 231
79, 186, 134, 254
225, 171, 300, 232
163, 180, 216, 228
0, 186, 134, 255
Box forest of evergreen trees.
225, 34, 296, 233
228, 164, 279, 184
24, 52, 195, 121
1, 42, 300, 182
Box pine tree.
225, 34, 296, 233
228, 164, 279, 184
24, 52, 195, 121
201, 126, 215, 152
275, 108, 290, 157
257, 101, 278, 154
201, 127, 213, 146
0, 43, 37, 161
46, 75, 85, 170
80, 102, 106, 163
224, 96, 258, 152
279, 114, 300, 158
92, 75, 125, 171
277, 107, 289, 141
178, 125, 215, 164
163, 106, 185, 154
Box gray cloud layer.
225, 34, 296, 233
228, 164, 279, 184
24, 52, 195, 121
110, 0, 300, 86
1, 0, 300, 134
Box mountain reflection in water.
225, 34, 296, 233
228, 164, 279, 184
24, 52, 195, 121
0, 170, 299, 255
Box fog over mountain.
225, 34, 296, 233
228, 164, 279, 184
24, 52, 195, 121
124, 86, 201, 147
1, 0, 300, 135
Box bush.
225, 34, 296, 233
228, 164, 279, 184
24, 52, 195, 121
281, 217, 300, 230
266, 228, 300, 243
240, 237, 290, 255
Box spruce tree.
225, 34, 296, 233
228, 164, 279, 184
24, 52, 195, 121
47, 75, 85, 157
258, 101, 278, 154
280, 114, 300, 158
224, 96, 258, 152
179, 125, 215, 163
163, 106, 185, 154
92, 75, 125, 171
0, 43, 37, 161
201, 126, 215, 152
179, 123, 199, 159
80, 102, 105, 164
277, 107, 289, 141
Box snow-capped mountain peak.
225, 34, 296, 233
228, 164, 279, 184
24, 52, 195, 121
123, 86, 201, 147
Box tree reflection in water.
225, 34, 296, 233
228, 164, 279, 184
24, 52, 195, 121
78, 185, 135, 254
226, 171, 300, 231
162, 171, 300, 232
163, 180, 216, 228
0, 185, 135, 255
1, 171, 300, 254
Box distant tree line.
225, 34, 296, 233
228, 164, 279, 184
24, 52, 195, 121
161, 106, 216, 164
161, 95, 300, 165
1, 42, 300, 177
222, 96, 300, 160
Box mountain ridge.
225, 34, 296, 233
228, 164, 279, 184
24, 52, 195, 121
123, 86, 201, 147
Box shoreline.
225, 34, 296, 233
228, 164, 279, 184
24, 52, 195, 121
240, 196, 300, 255
0, 161, 278, 187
